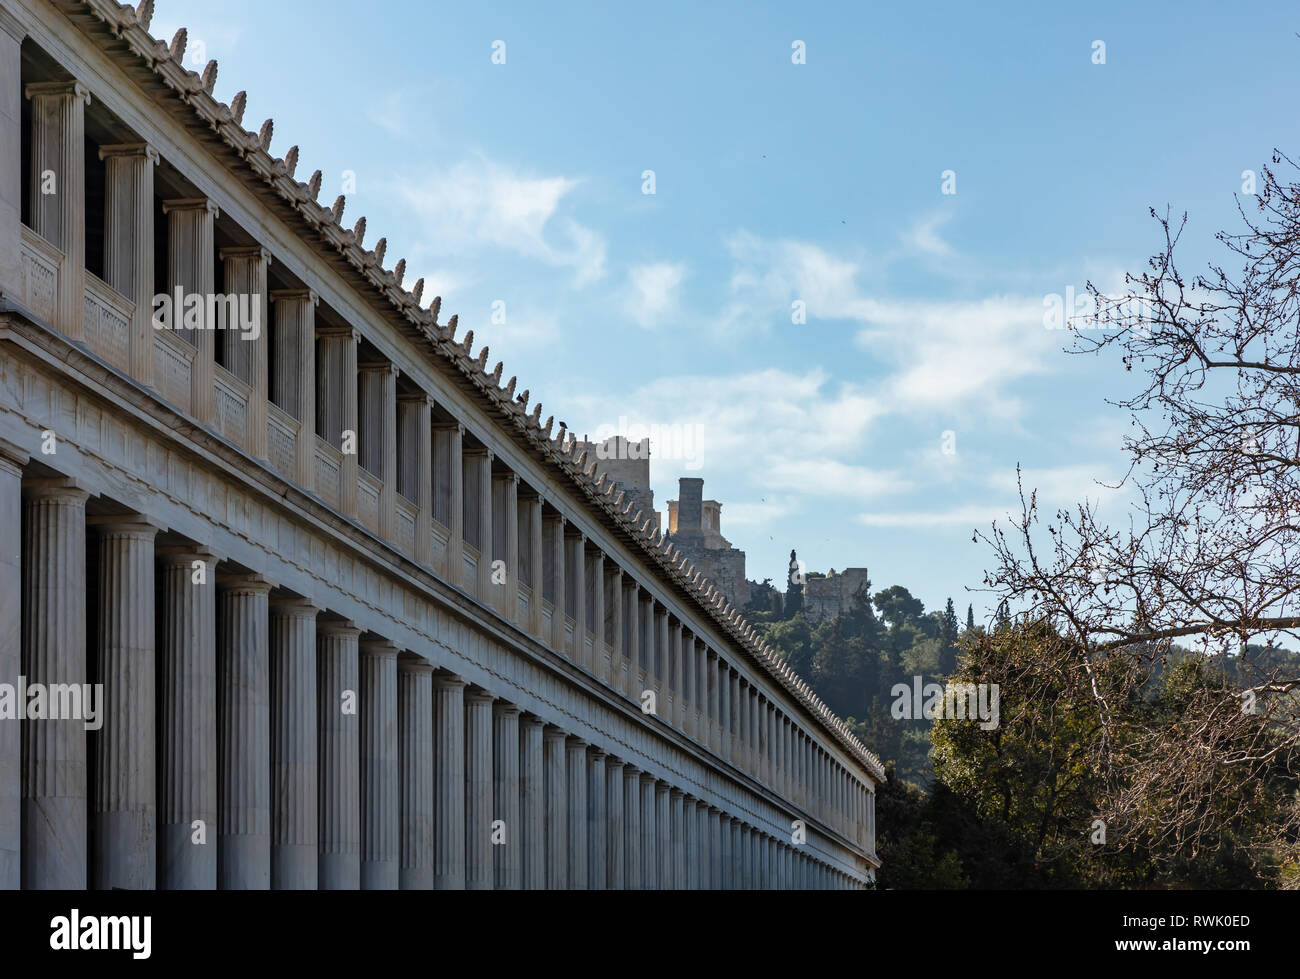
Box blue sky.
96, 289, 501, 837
157, 0, 1297, 621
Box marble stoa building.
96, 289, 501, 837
0, 0, 883, 891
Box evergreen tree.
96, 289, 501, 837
938, 598, 960, 675
784, 548, 804, 619
966, 604, 975, 631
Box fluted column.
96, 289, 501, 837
567, 531, 587, 670
639, 771, 657, 890
732, 673, 744, 769
269, 289, 318, 491
671, 623, 684, 731
718, 659, 731, 763
358, 362, 398, 539
217, 573, 272, 889
491, 471, 519, 620
684, 797, 701, 890
740, 824, 753, 890
21, 481, 88, 889
432, 421, 463, 583
694, 638, 707, 746
358, 639, 398, 889
91, 518, 157, 890
26, 80, 89, 341
100, 142, 158, 383
523, 491, 544, 638
542, 725, 567, 889
695, 799, 710, 890
622, 765, 641, 890
564, 737, 587, 890
679, 627, 693, 738
316, 326, 359, 518
607, 566, 624, 691
162, 198, 219, 423
0, 15, 24, 305
639, 594, 654, 698
0, 442, 25, 889
393, 393, 431, 561
158, 544, 218, 890
604, 757, 625, 889
518, 714, 545, 889
709, 807, 723, 890
397, 659, 434, 889
464, 688, 494, 890
719, 809, 733, 889
737, 679, 749, 773
316, 622, 361, 889
586, 747, 606, 890
622, 581, 639, 701
730, 817, 743, 891
220, 246, 271, 458
269, 598, 318, 890
655, 781, 671, 889
589, 549, 606, 681
670, 789, 685, 891
433, 674, 466, 889
545, 511, 567, 655
463, 448, 493, 599
491, 703, 521, 890
656, 606, 670, 719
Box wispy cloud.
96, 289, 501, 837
391, 159, 606, 286
626, 262, 687, 328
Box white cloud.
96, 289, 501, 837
392, 160, 606, 286
856, 504, 1017, 529
721, 231, 1057, 419
900, 210, 955, 259
626, 262, 687, 328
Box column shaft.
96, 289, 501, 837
564, 738, 587, 890
21, 483, 88, 889
158, 546, 217, 889
542, 726, 567, 889
464, 689, 494, 890
269, 600, 318, 890
519, 715, 545, 889
100, 142, 158, 383
217, 576, 273, 890
316, 623, 360, 889
491, 703, 521, 890
92, 520, 157, 890
397, 661, 434, 889
359, 640, 398, 889
433, 675, 466, 889
0, 444, 24, 888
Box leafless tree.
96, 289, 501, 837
977, 152, 1300, 881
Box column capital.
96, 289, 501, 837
270, 288, 319, 306
315, 324, 359, 342
0, 435, 29, 472
358, 637, 399, 655
161, 197, 219, 218
98, 141, 159, 165
464, 686, 495, 705
217, 571, 275, 594
358, 360, 400, 377
431, 420, 464, 435
25, 79, 91, 106
638, 770, 657, 785
219, 244, 272, 265
315, 619, 363, 639
396, 655, 434, 675
542, 724, 567, 742
492, 701, 521, 718
587, 746, 608, 761
270, 595, 323, 617
21, 477, 90, 503
156, 542, 222, 566
604, 756, 625, 771
669, 787, 684, 799
491, 469, 520, 486
397, 390, 435, 407
432, 673, 467, 692
565, 736, 588, 750
86, 514, 163, 536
